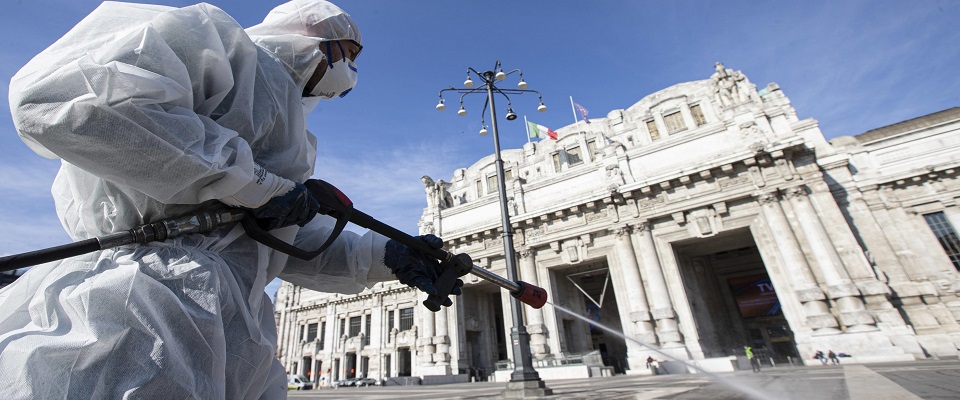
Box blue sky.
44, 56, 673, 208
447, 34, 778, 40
1, 1, 958, 300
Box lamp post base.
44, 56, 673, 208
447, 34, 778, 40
502, 380, 554, 398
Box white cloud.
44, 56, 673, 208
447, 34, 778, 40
314, 136, 474, 235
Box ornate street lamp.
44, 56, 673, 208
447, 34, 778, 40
436, 61, 551, 394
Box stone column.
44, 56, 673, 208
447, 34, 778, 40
519, 248, 550, 359
286, 311, 300, 372
325, 306, 337, 377
535, 261, 564, 359
635, 222, 683, 348
500, 288, 519, 363
786, 186, 878, 332
872, 207, 925, 280
612, 226, 657, 372
372, 296, 384, 349
434, 307, 452, 370
613, 226, 656, 343
757, 191, 840, 334
418, 295, 436, 367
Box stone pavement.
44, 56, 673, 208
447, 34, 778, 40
287, 360, 960, 399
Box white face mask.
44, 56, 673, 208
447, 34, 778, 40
308, 58, 358, 100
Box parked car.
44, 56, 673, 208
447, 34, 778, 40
287, 374, 314, 390
332, 377, 357, 388
355, 377, 377, 387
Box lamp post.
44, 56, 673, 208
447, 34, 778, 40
436, 62, 552, 395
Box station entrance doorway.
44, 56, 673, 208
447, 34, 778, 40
672, 228, 799, 364
552, 260, 628, 373
460, 283, 508, 380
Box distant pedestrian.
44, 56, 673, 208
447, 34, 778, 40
814, 350, 827, 365
646, 356, 655, 369
828, 350, 840, 365
745, 346, 761, 373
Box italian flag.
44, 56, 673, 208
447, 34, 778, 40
526, 121, 557, 140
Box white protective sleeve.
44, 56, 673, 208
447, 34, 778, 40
280, 215, 395, 294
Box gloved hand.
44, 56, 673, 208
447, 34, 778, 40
248, 182, 321, 231
384, 234, 463, 306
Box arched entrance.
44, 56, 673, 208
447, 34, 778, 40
672, 228, 799, 364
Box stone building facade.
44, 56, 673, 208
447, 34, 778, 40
274, 64, 960, 384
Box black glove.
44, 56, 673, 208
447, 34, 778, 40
249, 182, 321, 231
384, 234, 463, 306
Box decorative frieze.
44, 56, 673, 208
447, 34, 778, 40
719, 174, 752, 189
585, 209, 610, 224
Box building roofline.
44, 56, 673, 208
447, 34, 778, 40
855, 107, 960, 143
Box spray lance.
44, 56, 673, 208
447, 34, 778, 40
0, 179, 548, 311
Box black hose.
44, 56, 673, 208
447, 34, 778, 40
0, 238, 101, 273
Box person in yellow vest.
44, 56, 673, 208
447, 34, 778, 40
745, 346, 761, 373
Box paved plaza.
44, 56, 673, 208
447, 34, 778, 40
287, 360, 960, 400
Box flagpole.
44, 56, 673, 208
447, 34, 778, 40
570, 96, 580, 123
570, 96, 587, 142
523, 115, 531, 143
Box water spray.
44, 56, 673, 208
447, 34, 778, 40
549, 302, 782, 400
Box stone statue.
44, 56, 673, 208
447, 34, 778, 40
421, 175, 437, 208
436, 179, 455, 209
711, 62, 745, 108
421, 221, 435, 235
732, 70, 751, 103
422, 175, 455, 210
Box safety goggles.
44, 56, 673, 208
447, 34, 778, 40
324, 40, 362, 64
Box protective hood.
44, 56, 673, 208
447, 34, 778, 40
246, 0, 362, 90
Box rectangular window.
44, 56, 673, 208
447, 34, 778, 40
504, 169, 513, 181
340, 318, 346, 338
486, 174, 498, 194
399, 307, 414, 331
319, 322, 326, 350
663, 111, 687, 133
646, 120, 660, 141
388, 310, 395, 330
924, 212, 960, 270
349, 316, 362, 337
690, 104, 707, 126
552, 153, 562, 172
586, 139, 597, 160
475, 181, 483, 199
363, 314, 371, 346
566, 146, 583, 166
299, 324, 305, 342
306, 323, 318, 341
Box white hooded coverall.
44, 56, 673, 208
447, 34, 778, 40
0, 1, 394, 398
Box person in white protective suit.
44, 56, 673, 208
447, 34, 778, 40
0, 1, 460, 398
